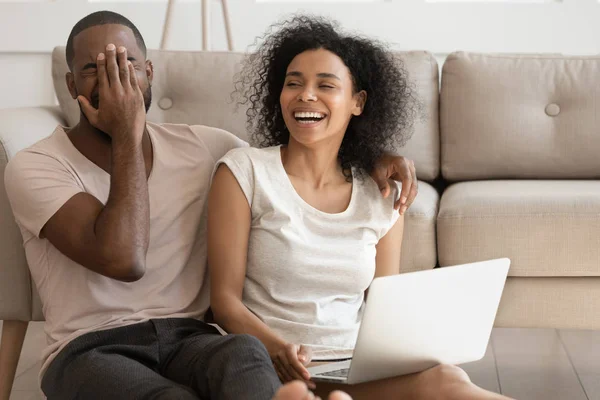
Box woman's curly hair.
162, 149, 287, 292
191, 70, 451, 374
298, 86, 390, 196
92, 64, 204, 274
235, 15, 420, 178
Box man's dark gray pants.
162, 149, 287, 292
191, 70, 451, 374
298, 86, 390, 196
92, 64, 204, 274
41, 318, 282, 400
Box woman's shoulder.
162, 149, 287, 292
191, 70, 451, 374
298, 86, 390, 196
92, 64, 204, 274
355, 174, 401, 216
220, 145, 279, 163
216, 146, 282, 184
357, 173, 400, 201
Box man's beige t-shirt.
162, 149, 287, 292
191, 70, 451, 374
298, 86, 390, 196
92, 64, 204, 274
4, 122, 247, 377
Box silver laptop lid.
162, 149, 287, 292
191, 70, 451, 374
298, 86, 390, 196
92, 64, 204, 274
346, 258, 510, 384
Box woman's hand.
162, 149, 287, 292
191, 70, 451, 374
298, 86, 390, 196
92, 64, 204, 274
272, 343, 315, 389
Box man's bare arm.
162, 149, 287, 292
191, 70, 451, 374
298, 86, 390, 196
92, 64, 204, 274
42, 45, 149, 282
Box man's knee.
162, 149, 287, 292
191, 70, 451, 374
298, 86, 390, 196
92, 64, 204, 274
221, 333, 270, 359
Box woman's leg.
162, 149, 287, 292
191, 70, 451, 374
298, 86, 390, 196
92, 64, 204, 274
313, 364, 513, 400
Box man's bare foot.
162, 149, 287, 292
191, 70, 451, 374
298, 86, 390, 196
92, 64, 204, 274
273, 381, 352, 400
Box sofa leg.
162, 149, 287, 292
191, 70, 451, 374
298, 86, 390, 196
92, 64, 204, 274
0, 320, 29, 400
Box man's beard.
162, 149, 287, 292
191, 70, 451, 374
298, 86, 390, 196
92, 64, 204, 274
80, 86, 153, 137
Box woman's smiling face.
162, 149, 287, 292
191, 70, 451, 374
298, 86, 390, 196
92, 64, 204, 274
280, 48, 366, 147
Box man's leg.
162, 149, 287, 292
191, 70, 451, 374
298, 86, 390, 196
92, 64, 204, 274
42, 321, 200, 400
157, 319, 281, 400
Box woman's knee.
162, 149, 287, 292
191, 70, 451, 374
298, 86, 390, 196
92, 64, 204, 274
422, 364, 474, 399
414, 364, 471, 397
432, 364, 471, 385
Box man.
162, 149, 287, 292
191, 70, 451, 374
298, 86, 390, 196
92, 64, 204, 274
4, 11, 417, 400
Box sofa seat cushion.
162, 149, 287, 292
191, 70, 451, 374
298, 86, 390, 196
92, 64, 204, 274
495, 277, 600, 330
400, 181, 439, 273
437, 180, 600, 277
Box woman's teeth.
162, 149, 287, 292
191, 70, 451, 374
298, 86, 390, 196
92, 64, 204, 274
294, 111, 326, 124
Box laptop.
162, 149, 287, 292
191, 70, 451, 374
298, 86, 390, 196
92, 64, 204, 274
308, 258, 510, 385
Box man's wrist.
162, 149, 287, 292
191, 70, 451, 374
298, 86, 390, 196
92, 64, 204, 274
110, 126, 145, 149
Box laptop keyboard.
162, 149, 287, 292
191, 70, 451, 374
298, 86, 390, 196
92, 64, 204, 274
318, 368, 349, 378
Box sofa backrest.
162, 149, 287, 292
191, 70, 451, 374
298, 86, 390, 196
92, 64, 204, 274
52, 47, 441, 181
441, 52, 600, 181
52, 48, 250, 142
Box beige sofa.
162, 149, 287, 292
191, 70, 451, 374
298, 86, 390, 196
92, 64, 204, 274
1, 48, 599, 397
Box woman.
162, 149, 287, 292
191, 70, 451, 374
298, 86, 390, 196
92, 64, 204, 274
208, 16, 510, 400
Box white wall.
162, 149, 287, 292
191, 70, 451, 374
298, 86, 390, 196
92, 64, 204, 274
1, 0, 600, 109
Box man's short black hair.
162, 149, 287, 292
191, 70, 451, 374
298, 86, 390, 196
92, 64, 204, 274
66, 10, 147, 70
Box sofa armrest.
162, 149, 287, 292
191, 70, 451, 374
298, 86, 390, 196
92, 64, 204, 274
0, 106, 66, 157
0, 106, 64, 321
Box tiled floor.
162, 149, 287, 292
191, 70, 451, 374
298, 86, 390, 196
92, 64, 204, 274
2, 322, 600, 399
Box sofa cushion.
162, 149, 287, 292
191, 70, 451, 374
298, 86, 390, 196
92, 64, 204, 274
52, 47, 440, 181
393, 51, 440, 181
437, 181, 600, 277
495, 277, 600, 330
441, 52, 600, 180
400, 181, 439, 273
52, 48, 250, 142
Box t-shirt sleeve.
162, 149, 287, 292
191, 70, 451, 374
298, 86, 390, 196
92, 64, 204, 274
213, 148, 255, 208
4, 150, 84, 238
191, 125, 249, 162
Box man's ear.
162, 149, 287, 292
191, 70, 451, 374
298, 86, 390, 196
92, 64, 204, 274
66, 72, 77, 100
145, 60, 154, 85
352, 90, 367, 116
